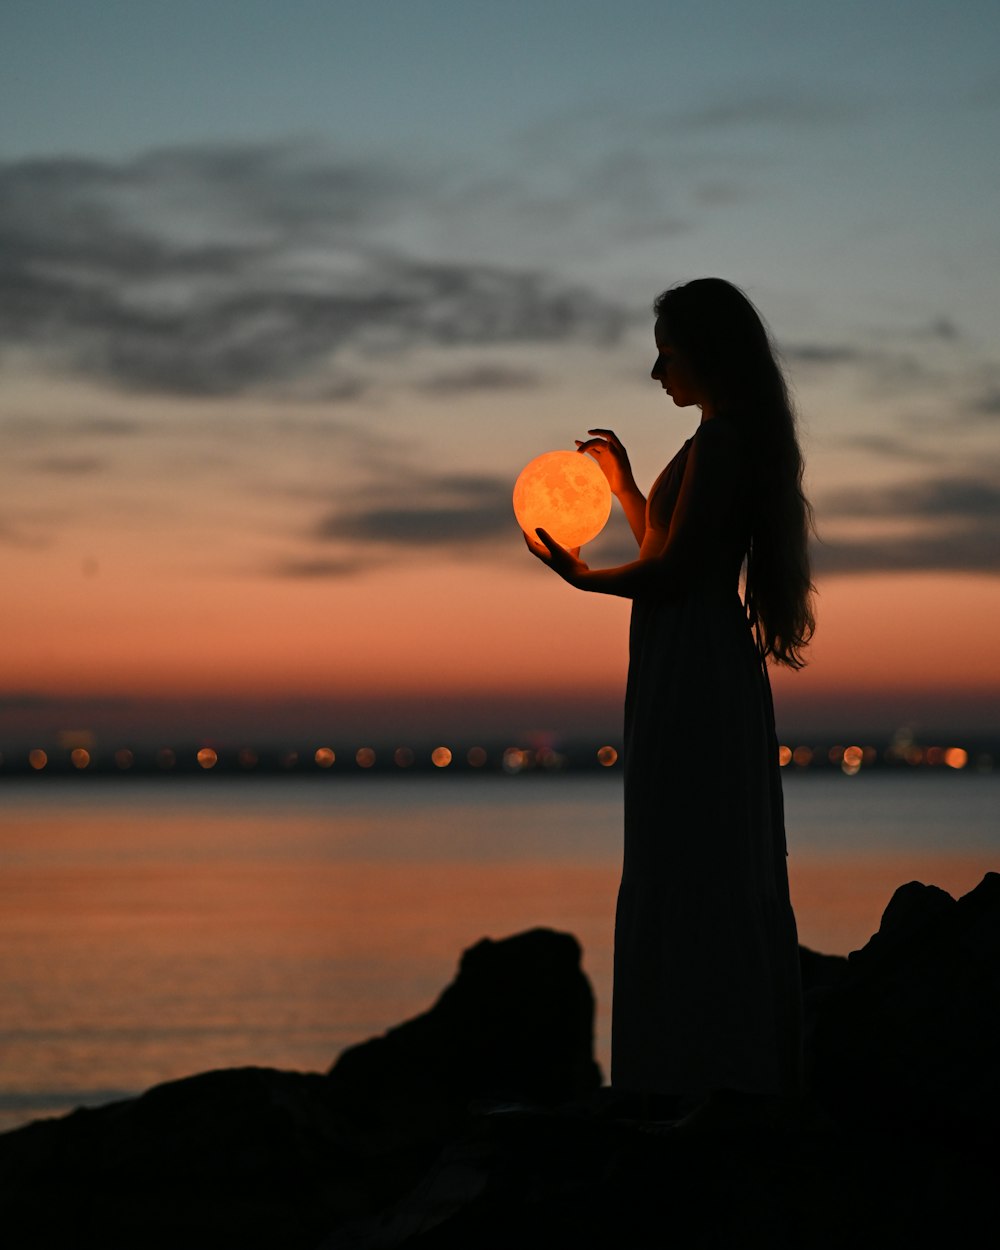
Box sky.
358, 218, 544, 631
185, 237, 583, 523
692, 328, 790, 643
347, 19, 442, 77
2, 0, 999, 748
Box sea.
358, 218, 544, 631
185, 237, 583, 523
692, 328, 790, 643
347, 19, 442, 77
1, 771, 997, 1134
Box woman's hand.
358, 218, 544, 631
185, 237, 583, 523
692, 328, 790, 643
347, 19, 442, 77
575, 428, 636, 498
524, 528, 589, 587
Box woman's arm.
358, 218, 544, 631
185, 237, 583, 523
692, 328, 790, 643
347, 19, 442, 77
575, 429, 647, 547
528, 419, 741, 599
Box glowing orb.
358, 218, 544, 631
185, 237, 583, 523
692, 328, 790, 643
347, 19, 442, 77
513, 450, 612, 548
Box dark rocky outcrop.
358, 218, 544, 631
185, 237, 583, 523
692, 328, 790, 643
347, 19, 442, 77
0, 928, 599, 1249
809, 872, 1000, 1136
327, 927, 601, 1136
1, 879, 998, 1249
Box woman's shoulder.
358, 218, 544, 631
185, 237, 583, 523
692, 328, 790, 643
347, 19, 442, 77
693, 413, 743, 444
690, 414, 745, 466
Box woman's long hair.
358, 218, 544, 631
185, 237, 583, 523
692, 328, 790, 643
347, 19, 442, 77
654, 278, 815, 668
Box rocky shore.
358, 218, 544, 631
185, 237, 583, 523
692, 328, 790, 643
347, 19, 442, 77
1, 874, 997, 1248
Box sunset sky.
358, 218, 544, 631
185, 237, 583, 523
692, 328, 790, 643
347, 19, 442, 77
2, 0, 998, 747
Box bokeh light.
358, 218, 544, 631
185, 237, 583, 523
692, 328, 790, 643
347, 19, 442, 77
502, 747, 526, 774
945, 747, 968, 769
196, 748, 218, 770
314, 747, 336, 768
114, 748, 134, 770
778, 744, 792, 767
28, 749, 48, 771
431, 746, 453, 768
597, 745, 618, 767
70, 748, 91, 770
842, 745, 863, 776
466, 746, 487, 768
394, 747, 415, 768
356, 747, 376, 769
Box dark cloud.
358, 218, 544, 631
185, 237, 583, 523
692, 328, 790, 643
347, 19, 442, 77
823, 474, 1000, 521
846, 435, 943, 464
781, 343, 869, 366
926, 316, 960, 341
268, 557, 369, 579
0, 144, 628, 399
972, 387, 1000, 417
30, 456, 106, 475
319, 472, 513, 548
76, 417, 143, 437
813, 525, 998, 576
816, 471, 1000, 576
682, 88, 864, 131
416, 364, 543, 396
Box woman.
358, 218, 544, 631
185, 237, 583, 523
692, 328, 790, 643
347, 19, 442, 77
526, 277, 814, 1114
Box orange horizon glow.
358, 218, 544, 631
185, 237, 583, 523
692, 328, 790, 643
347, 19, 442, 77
4, 475, 1000, 744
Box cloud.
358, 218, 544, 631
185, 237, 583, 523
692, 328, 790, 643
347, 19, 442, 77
972, 387, 1000, 417
781, 343, 870, 366
681, 87, 865, 131
846, 435, 944, 464
415, 364, 544, 396
926, 316, 960, 342
29, 456, 106, 475
813, 525, 998, 576
268, 557, 369, 580
317, 472, 513, 549
823, 474, 1000, 521
816, 471, 1000, 576
0, 143, 629, 399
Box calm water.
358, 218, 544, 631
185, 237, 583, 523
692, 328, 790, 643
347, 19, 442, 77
1, 772, 997, 1133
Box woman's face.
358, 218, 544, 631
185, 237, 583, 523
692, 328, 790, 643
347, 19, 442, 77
651, 316, 708, 411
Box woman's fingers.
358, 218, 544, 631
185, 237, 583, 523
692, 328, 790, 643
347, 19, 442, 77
523, 529, 550, 558
588, 428, 623, 448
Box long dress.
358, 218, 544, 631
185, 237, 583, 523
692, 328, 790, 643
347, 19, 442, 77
611, 416, 802, 1100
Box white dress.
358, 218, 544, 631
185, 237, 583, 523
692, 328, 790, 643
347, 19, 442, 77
611, 418, 802, 1100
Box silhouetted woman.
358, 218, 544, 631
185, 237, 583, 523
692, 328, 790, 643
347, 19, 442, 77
526, 277, 814, 1118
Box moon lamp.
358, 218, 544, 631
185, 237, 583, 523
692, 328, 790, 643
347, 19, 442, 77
513, 450, 612, 549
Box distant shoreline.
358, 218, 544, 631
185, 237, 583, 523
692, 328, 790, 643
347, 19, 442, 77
1, 733, 996, 779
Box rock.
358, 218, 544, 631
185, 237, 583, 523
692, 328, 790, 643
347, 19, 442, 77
2, 885, 998, 1249
808, 873, 1000, 1135
327, 928, 601, 1133
0, 927, 600, 1250
849, 879, 956, 967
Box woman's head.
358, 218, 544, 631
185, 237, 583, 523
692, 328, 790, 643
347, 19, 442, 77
652, 278, 788, 420
652, 278, 816, 668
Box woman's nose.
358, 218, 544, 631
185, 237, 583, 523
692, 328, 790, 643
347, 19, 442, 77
651, 354, 665, 379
